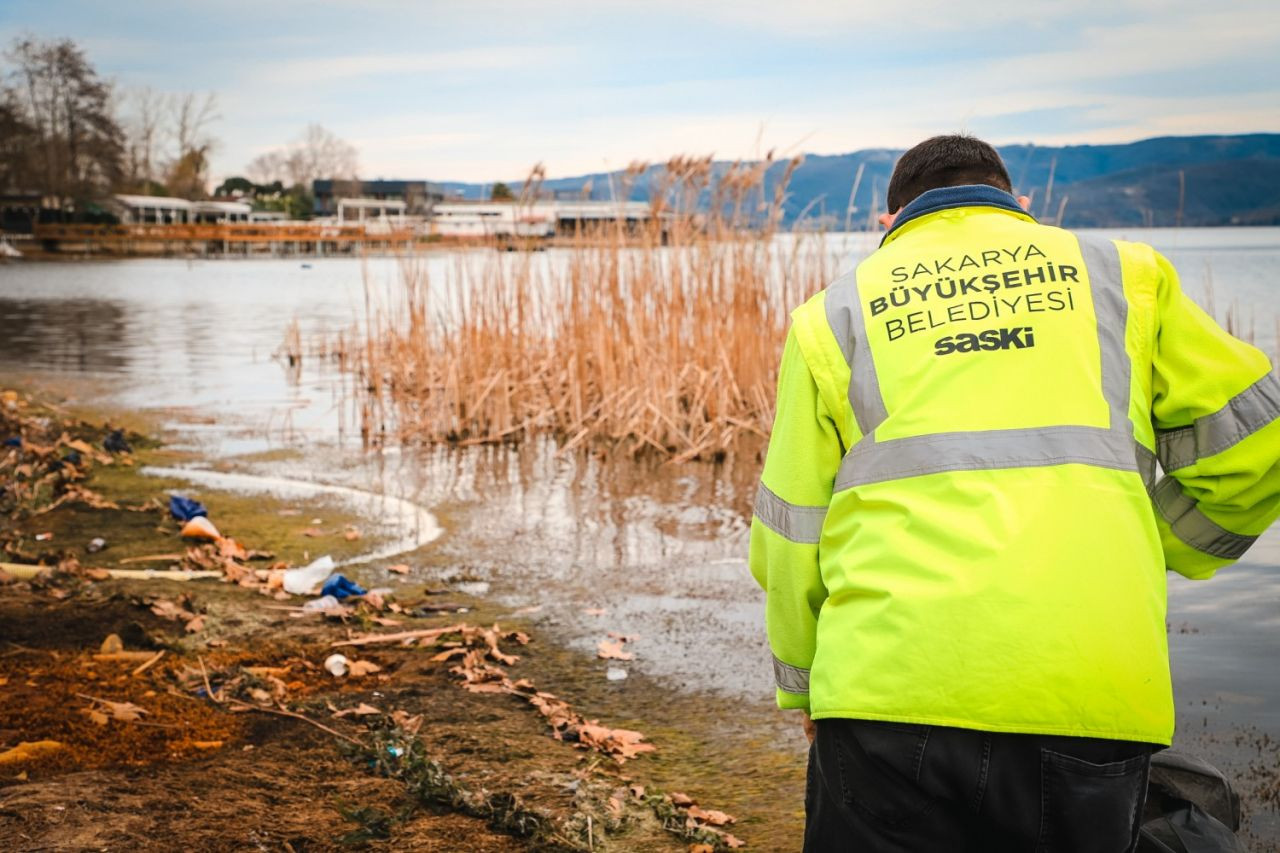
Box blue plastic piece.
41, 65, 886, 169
320, 574, 367, 600
103, 429, 132, 454
169, 495, 209, 521
2, 437, 21, 448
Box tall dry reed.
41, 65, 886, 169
341, 155, 832, 461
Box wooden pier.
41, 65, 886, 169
30, 222, 416, 257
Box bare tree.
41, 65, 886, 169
165, 91, 219, 197
4, 36, 124, 208
245, 123, 359, 191
122, 86, 169, 193
246, 149, 288, 186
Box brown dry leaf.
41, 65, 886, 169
84, 708, 109, 726
301, 527, 324, 538
689, 846, 714, 853
332, 703, 381, 718
721, 832, 747, 848
84, 567, 111, 581
462, 682, 510, 694
390, 710, 424, 735
607, 795, 624, 819
0, 741, 64, 766
0, 677, 8, 687
386, 564, 410, 574
343, 527, 362, 541
347, 660, 382, 678
511, 604, 543, 616
670, 792, 695, 807
431, 648, 468, 662
191, 741, 223, 750
582, 607, 607, 616
218, 538, 248, 561
629, 784, 646, 799
184, 615, 205, 633
99, 634, 123, 654
597, 639, 634, 661
371, 617, 403, 627
149, 599, 185, 621
94, 698, 149, 722
363, 591, 387, 610
687, 805, 735, 827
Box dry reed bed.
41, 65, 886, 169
297, 163, 1279, 461
326, 156, 831, 461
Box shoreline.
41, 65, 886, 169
0, 381, 801, 850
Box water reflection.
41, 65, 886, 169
0, 298, 130, 373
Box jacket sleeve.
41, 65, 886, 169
1149, 250, 1280, 579
749, 326, 842, 711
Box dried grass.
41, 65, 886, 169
335, 154, 831, 461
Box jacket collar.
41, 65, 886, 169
881, 184, 1034, 246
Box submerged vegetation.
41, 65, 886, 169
321, 155, 831, 461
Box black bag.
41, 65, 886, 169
1138, 750, 1245, 853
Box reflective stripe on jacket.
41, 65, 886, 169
749, 185, 1280, 745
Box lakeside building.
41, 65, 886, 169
312, 180, 443, 218
429, 200, 653, 238
0, 192, 58, 232
335, 198, 407, 225
109, 195, 252, 225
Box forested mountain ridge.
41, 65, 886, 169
441, 134, 1280, 228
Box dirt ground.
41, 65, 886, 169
0, 391, 742, 852
0, 578, 733, 852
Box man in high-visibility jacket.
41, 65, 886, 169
749, 134, 1280, 851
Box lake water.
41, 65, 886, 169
2, 227, 1278, 842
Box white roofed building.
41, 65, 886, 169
110, 194, 193, 224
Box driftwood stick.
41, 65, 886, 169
330, 624, 464, 648
131, 650, 166, 676
227, 700, 366, 746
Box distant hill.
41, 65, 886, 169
438, 134, 1280, 229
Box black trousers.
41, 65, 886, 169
805, 719, 1155, 853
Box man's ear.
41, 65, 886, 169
1017, 195, 1032, 212
878, 211, 897, 229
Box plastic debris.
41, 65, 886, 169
168, 495, 209, 521
87, 537, 107, 553
606, 666, 628, 682
302, 595, 342, 612
323, 653, 349, 677
2, 437, 21, 448
320, 574, 367, 600
282, 554, 335, 595
180, 516, 221, 541
103, 429, 132, 454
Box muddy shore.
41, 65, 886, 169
0, 387, 786, 851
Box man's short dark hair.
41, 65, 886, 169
886, 135, 1013, 212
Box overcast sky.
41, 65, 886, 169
3, 0, 1279, 183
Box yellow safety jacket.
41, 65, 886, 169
749, 185, 1280, 745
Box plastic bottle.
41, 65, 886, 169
302, 595, 341, 612
282, 555, 336, 595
